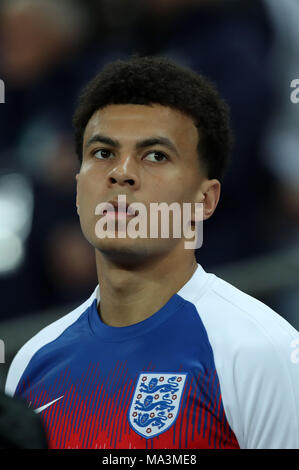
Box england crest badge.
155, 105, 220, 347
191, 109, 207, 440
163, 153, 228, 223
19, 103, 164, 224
128, 372, 187, 439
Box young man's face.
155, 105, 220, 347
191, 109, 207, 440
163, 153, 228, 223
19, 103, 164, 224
76, 103, 216, 261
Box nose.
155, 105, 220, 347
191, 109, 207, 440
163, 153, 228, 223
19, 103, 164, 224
107, 155, 139, 189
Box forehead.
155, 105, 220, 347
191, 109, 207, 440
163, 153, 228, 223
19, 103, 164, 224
83, 104, 198, 147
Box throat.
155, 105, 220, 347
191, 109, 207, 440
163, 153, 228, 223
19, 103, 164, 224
97, 289, 173, 327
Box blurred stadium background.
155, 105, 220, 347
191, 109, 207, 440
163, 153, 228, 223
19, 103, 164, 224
0, 0, 299, 390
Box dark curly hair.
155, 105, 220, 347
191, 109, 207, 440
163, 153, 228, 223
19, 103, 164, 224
72, 56, 233, 182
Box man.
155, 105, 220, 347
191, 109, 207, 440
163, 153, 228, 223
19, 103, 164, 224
5, 56, 299, 449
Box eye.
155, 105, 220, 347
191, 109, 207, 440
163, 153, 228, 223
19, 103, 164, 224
93, 149, 114, 159
144, 151, 168, 163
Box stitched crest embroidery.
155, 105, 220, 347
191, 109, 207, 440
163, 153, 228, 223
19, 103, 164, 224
128, 373, 187, 439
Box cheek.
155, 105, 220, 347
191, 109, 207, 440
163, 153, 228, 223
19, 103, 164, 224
163, 175, 186, 202
76, 179, 98, 245
77, 176, 98, 226
146, 169, 186, 201
78, 172, 98, 205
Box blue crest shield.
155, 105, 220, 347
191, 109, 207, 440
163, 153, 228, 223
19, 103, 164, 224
128, 372, 187, 439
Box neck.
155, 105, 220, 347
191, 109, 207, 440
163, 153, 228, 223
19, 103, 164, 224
95, 248, 198, 327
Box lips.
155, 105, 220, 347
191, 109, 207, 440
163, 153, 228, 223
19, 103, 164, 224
102, 199, 137, 216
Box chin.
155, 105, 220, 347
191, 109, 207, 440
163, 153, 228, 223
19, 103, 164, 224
95, 235, 145, 254
96, 242, 151, 269
95, 236, 180, 266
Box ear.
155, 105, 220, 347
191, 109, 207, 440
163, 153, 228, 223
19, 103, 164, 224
201, 179, 221, 220
192, 179, 221, 224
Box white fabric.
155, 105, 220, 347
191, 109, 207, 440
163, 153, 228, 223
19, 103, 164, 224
177, 265, 299, 449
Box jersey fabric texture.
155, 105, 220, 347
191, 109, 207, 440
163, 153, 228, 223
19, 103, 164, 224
5, 264, 299, 449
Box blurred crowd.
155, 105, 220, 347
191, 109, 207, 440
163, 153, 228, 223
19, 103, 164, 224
0, 0, 298, 327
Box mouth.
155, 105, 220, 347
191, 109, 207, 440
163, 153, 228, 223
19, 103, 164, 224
102, 199, 139, 217
102, 210, 136, 218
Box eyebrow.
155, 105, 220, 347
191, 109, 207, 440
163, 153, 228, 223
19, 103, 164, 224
85, 134, 179, 156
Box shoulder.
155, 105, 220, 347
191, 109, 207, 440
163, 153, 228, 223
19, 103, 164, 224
201, 273, 298, 342
179, 265, 299, 448
4, 287, 98, 398
179, 264, 298, 348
